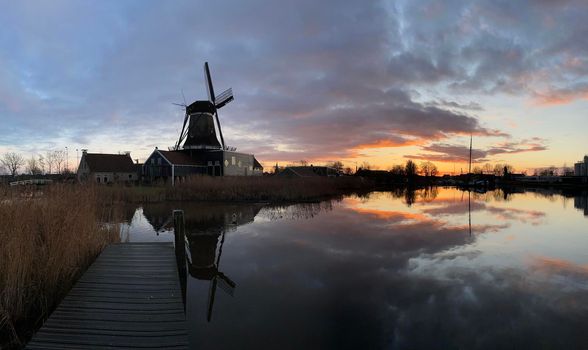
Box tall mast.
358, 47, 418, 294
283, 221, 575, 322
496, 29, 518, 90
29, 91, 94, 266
469, 135, 473, 174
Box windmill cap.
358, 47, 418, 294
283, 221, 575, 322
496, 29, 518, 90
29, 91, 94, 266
187, 100, 215, 115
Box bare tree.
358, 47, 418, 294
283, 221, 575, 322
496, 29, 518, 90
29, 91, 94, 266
482, 163, 493, 175
1, 152, 25, 176
26, 156, 42, 175
299, 160, 308, 166
493, 163, 504, 176
45, 150, 65, 174
54, 150, 65, 174
539, 166, 557, 176
37, 154, 46, 174
360, 161, 371, 171
390, 164, 405, 176
46, 151, 56, 174
419, 161, 438, 177
328, 161, 344, 173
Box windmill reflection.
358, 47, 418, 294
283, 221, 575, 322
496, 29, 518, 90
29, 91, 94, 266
143, 202, 263, 321
186, 220, 236, 322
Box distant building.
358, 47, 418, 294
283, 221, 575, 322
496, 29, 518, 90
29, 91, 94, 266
277, 166, 339, 178
143, 148, 263, 184
77, 151, 139, 184
574, 155, 588, 177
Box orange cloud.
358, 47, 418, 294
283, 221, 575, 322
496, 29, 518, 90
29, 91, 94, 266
353, 138, 424, 150
533, 87, 588, 106
350, 207, 430, 221
529, 256, 588, 276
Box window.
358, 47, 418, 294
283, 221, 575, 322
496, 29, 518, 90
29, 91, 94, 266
157, 158, 161, 165
97, 177, 100, 183
232, 156, 236, 165
104, 177, 108, 183
128, 174, 132, 179
151, 158, 155, 165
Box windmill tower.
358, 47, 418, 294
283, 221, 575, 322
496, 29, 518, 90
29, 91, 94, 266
175, 62, 234, 151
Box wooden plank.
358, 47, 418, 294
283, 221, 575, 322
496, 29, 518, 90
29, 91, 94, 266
49, 310, 186, 322
26, 243, 187, 349
42, 319, 186, 332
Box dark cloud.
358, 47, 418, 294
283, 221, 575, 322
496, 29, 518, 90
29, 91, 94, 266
425, 99, 484, 111
406, 138, 548, 163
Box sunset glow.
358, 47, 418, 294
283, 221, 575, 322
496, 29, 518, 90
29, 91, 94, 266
0, 1, 587, 173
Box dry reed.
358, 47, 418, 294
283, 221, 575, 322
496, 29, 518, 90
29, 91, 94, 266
97, 176, 373, 203
0, 185, 120, 348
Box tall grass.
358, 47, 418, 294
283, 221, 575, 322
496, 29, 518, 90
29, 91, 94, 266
98, 176, 374, 203
0, 185, 120, 348
171, 176, 372, 202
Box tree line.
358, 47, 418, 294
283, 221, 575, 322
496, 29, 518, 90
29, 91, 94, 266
270, 158, 522, 178
0, 151, 69, 176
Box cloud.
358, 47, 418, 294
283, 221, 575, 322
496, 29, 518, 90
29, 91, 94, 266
532, 83, 588, 105
0, 0, 586, 164
404, 138, 548, 163
151, 190, 588, 349
425, 100, 484, 111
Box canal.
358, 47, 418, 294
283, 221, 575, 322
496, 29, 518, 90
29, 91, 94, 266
122, 187, 588, 349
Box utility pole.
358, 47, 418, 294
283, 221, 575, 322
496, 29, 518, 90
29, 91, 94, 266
65, 146, 69, 172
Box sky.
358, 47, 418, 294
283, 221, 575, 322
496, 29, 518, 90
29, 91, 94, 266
0, 0, 587, 173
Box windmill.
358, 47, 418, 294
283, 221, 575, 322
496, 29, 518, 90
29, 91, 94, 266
174, 62, 234, 151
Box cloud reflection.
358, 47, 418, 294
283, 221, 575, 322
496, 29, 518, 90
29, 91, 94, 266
130, 188, 588, 349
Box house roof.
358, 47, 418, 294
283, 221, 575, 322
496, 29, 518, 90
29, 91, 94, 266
84, 153, 136, 173
281, 166, 321, 177
158, 150, 205, 166
253, 157, 263, 170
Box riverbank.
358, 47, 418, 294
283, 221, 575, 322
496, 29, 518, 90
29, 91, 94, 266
97, 176, 375, 203
0, 185, 121, 349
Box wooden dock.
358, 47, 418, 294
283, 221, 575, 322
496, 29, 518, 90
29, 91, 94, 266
26, 242, 188, 349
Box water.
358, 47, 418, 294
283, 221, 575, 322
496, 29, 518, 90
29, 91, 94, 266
123, 188, 588, 349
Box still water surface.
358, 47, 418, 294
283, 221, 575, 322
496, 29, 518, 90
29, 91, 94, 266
122, 188, 588, 349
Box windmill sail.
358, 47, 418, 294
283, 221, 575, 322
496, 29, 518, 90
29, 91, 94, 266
216, 272, 236, 296
204, 62, 216, 104
175, 112, 190, 150
215, 88, 234, 109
